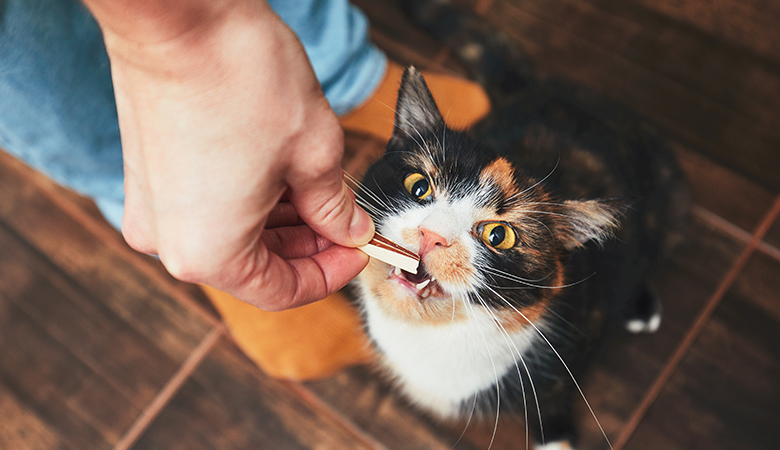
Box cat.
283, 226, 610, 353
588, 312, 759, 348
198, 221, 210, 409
350, 1, 689, 449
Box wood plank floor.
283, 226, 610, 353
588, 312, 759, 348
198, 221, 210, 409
1, 0, 778, 449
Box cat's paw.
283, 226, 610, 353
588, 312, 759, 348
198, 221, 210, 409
625, 311, 662, 334
623, 282, 662, 334
535, 440, 575, 450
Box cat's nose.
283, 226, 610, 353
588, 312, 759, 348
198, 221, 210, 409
419, 227, 450, 258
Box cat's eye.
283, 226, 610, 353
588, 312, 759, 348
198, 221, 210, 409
403, 173, 433, 201
480, 222, 517, 250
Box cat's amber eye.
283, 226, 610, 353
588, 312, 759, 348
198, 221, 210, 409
480, 222, 517, 250
403, 173, 433, 201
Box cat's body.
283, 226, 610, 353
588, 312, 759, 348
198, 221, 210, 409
352, 1, 689, 448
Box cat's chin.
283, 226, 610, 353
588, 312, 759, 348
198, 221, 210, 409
388, 264, 448, 300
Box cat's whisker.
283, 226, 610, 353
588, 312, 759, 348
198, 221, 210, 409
513, 155, 561, 199
473, 292, 537, 450
477, 265, 551, 284
353, 193, 387, 216
520, 215, 555, 240
461, 296, 501, 450
485, 286, 615, 450
369, 174, 397, 216
441, 124, 447, 163
513, 210, 582, 222
396, 114, 434, 160
478, 265, 596, 290
448, 297, 480, 450
344, 171, 392, 211
350, 191, 387, 217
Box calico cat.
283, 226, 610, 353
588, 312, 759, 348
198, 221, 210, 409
351, 1, 689, 449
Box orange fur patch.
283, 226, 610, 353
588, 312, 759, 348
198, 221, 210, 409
424, 239, 475, 286
401, 227, 419, 249
479, 157, 519, 199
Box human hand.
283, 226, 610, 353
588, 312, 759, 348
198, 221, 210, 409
84, 0, 374, 310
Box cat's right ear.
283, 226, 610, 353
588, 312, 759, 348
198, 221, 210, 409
392, 67, 446, 141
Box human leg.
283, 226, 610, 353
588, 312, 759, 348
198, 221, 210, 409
0, 0, 124, 229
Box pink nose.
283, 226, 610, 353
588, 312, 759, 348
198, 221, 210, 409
419, 227, 450, 258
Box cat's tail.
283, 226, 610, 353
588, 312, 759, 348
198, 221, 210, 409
400, 0, 536, 102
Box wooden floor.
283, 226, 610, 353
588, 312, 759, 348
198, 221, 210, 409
2, 0, 779, 449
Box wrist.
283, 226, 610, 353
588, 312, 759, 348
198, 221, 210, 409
85, 0, 279, 73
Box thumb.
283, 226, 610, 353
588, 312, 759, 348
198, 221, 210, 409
289, 167, 375, 248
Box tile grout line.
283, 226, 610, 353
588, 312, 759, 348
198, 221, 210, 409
613, 194, 780, 450
112, 324, 226, 450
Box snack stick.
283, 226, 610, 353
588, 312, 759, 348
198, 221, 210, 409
359, 233, 420, 274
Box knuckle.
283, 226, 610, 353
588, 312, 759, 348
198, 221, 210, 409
121, 220, 156, 255
310, 188, 351, 226
160, 253, 207, 284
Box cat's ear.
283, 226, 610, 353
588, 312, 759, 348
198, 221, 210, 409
392, 66, 446, 139
555, 198, 630, 250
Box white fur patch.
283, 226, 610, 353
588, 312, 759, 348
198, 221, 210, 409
360, 175, 542, 417
535, 440, 574, 450
625, 311, 662, 334
360, 288, 539, 418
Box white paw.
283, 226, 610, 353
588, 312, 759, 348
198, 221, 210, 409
625, 311, 662, 334
535, 440, 574, 450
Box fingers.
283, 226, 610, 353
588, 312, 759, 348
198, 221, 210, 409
289, 170, 375, 249
261, 224, 330, 259
285, 111, 375, 249
233, 243, 369, 311
266, 201, 304, 228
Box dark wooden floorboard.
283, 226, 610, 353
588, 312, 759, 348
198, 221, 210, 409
132, 338, 373, 450
673, 145, 775, 234
630, 0, 780, 65
0, 225, 164, 449
625, 251, 780, 450
0, 152, 212, 449
305, 365, 484, 450
1, 0, 779, 449
482, 0, 780, 191
0, 153, 212, 362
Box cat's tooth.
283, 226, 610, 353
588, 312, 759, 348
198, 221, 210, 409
420, 288, 431, 299
394, 266, 403, 277
416, 279, 431, 290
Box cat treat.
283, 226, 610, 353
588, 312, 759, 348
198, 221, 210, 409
359, 233, 420, 274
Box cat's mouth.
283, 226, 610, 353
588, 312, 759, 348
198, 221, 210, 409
389, 263, 446, 299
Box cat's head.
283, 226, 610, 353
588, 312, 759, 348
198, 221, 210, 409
356, 67, 627, 328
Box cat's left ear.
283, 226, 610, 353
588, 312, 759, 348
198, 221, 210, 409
392, 67, 446, 140
554, 198, 631, 250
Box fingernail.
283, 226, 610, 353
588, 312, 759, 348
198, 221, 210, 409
350, 205, 375, 246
